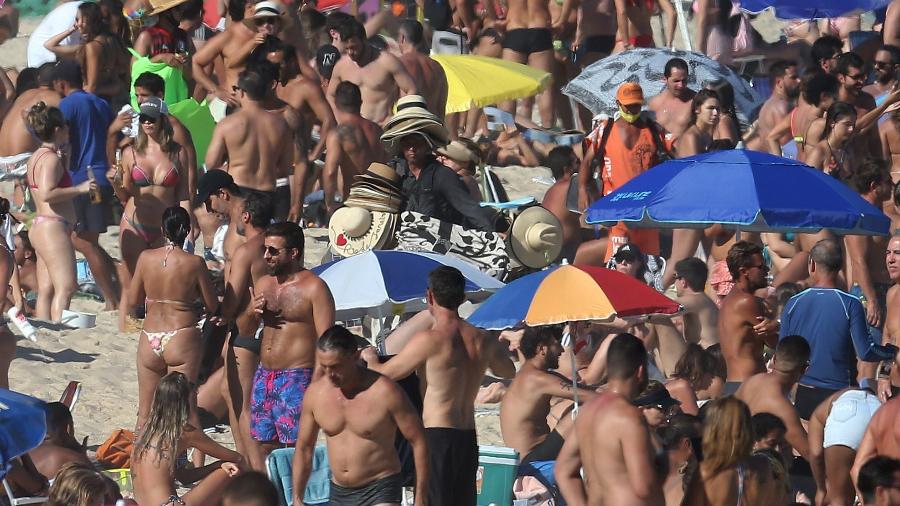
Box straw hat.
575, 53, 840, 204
343, 163, 404, 213
381, 106, 450, 154
437, 141, 478, 164
148, 0, 190, 16
509, 207, 563, 269
328, 206, 397, 257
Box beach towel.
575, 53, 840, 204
266, 446, 330, 505
396, 211, 508, 279
0, 153, 30, 182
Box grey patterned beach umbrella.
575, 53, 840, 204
563, 48, 764, 125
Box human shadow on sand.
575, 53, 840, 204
15, 344, 98, 364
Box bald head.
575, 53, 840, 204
810, 238, 842, 272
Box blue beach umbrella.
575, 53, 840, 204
585, 149, 890, 236
0, 389, 46, 480
312, 250, 504, 320
740, 0, 891, 19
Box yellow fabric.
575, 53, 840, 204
431, 55, 551, 114
525, 266, 616, 325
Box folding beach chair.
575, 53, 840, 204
266, 446, 330, 506
58, 381, 81, 413
2, 478, 47, 505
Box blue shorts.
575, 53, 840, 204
850, 283, 890, 343
250, 366, 313, 444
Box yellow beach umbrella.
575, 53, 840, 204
431, 55, 552, 114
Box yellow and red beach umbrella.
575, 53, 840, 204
467, 264, 682, 329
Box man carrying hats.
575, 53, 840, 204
578, 82, 669, 264
381, 98, 497, 232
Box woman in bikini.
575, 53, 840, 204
676, 89, 721, 158
43, 2, 128, 101
25, 102, 95, 322
132, 372, 242, 506
806, 102, 857, 179
682, 397, 771, 505
115, 98, 190, 332
127, 207, 216, 430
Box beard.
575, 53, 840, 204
267, 261, 288, 276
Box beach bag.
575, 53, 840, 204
396, 211, 508, 279
128, 48, 189, 110
96, 429, 134, 469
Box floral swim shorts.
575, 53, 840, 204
250, 366, 313, 444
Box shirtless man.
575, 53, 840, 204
852, 396, 900, 486
881, 233, 900, 400
648, 58, 696, 139
500, 326, 597, 463
327, 18, 416, 124
673, 258, 719, 348
248, 62, 303, 222
541, 146, 582, 263
886, 0, 900, 48
555, 333, 663, 505
205, 69, 294, 219
320, 82, 386, 215
717, 241, 779, 393
735, 335, 812, 461
196, 170, 249, 266
292, 325, 428, 506
28, 402, 92, 481
363, 266, 515, 506
615, 0, 675, 50
501, 0, 555, 126
397, 19, 448, 120
745, 61, 800, 152
0, 63, 60, 172
220, 192, 273, 470
845, 160, 893, 364
863, 45, 900, 102
250, 221, 335, 455
192, 0, 260, 113
264, 40, 335, 162
836, 52, 883, 158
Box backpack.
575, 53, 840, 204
96, 429, 134, 469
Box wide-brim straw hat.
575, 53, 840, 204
328, 207, 397, 257
344, 163, 403, 212
437, 140, 478, 163
381, 116, 450, 154
509, 206, 564, 269
148, 0, 190, 16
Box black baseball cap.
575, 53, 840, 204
139, 97, 167, 119
613, 243, 643, 263
316, 44, 340, 80
195, 169, 236, 208
51, 59, 83, 86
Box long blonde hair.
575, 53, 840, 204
701, 397, 753, 474
134, 113, 179, 155
134, 371, 191, 466
46, 462, 117, 506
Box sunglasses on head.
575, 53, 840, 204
139, 114, 157, 124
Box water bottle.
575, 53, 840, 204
7, 307, 36, 342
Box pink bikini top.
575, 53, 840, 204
130, 147, 180, 188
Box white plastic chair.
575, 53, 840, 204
2, 478, 47, 505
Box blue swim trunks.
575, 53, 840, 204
250, 366, 313, 444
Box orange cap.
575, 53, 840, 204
616, 82, 644, 106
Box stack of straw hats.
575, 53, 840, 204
380, 95, 450, 154
328, 163, 403, 257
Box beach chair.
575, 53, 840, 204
58, 380, 81, 413
2, 479, 47, 505
266, 446, 330, 506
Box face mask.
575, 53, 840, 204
619, 106, 641, 123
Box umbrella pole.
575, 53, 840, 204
563, 323, 579, 419
674, 0, 692, 50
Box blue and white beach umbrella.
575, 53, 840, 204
312, 250, 505, 320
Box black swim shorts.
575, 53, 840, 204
329, 473, 403, 506
503, 28, 554, 55
426, 428, 477, 506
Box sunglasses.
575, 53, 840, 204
138, 114, 157, 124
262, 245, 285, 256
875, 61, 894, 68
845, 72, 867, 81
255, 17, 277, 26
